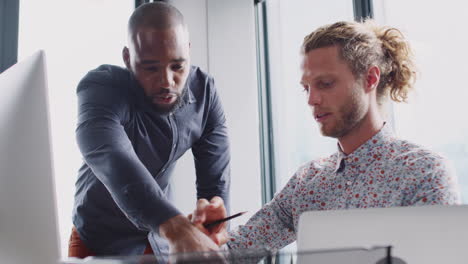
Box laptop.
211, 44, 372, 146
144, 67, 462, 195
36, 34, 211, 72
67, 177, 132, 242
297, 205, 468, 264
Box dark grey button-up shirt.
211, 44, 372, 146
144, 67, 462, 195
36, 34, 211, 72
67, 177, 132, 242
72, 64, 230, 256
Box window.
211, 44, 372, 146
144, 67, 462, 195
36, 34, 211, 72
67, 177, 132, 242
18, 0, 133, 255
374, 0, 468, 202
262, 0, 355, 253
265, 0, 354, 193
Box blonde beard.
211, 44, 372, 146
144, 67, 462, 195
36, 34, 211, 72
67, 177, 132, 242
320, 83, 367, 138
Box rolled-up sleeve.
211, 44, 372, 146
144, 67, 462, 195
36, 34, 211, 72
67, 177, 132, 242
192, 77, 231, 212
76, 70, 180, 233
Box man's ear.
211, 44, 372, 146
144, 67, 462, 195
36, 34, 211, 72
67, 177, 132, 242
365, 65, 381, 93
122, 47, 130, 69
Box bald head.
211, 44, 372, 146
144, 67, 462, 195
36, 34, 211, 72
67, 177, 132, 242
128, 2, 187, 38
123, 2, 191, 114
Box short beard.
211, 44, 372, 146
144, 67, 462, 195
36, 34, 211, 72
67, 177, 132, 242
152, 86, 188, 114
321, 84, 367, 138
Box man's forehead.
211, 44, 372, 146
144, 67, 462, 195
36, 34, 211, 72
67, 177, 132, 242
304, 46, 340, 63
130, 29, 189, 55
301, 47, 345, 74
131, 25, 187, 44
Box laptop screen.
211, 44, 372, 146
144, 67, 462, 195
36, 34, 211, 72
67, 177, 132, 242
297, 205, 468, 264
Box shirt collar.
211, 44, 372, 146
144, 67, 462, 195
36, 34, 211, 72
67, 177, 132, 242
179, 65, 197, 105
184, 78, 196, 105
334, 123, 394, 172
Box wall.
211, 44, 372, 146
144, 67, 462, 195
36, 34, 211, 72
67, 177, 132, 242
169, 0, 262, 227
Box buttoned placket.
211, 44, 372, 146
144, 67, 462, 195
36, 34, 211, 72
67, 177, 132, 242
156, 113, 179, 178
153, 80, 195, 178
335, 155, 361, 209
344, 156, 358, 208
336, 158, 354, 187
333, 156, 348, 209
167, 113, 178, 160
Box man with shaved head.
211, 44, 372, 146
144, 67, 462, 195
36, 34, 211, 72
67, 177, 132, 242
69, 2, 230, 258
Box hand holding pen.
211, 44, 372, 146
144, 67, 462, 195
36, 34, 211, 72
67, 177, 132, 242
190, 196, 242, 246
203, 211, 247, 228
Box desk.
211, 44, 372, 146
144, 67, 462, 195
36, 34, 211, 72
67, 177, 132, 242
63, 246, 398, 264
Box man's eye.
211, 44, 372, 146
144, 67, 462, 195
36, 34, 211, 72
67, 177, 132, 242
171, 64, 184, 71
318, 80, 334, 89
302, 85, 309, 93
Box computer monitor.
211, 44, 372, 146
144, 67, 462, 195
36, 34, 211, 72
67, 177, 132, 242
297, 205, 468, 264
0, 50, 61, 263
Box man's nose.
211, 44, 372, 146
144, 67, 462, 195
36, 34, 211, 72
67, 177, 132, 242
159, 69, 175, 88
308, 88, 322, 106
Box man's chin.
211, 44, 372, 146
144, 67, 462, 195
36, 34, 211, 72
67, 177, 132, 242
319, 125, 342, 138
152, 102, 178, 114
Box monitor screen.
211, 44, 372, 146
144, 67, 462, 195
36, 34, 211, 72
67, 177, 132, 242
0, 50, 60, 263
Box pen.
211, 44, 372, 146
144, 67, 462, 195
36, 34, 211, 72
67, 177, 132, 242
203, 211, 247, 228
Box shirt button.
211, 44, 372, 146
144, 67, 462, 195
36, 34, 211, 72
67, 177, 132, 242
346, 181, 352, 186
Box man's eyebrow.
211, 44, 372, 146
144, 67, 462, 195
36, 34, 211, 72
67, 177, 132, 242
311, 73, 336, 80
140, 58, 186, 64
140, 60, 160, 64
300, 73, 336, 85
172, 58, 186, 63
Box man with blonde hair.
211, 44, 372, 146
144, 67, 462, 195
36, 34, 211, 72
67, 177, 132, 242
189, 20, 460, 251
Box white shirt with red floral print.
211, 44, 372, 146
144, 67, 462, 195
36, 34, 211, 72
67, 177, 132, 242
227, 124, 461, 251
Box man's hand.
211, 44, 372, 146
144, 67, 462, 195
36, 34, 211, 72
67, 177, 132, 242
189, 196, 229, 246
159, 214, 220, 254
